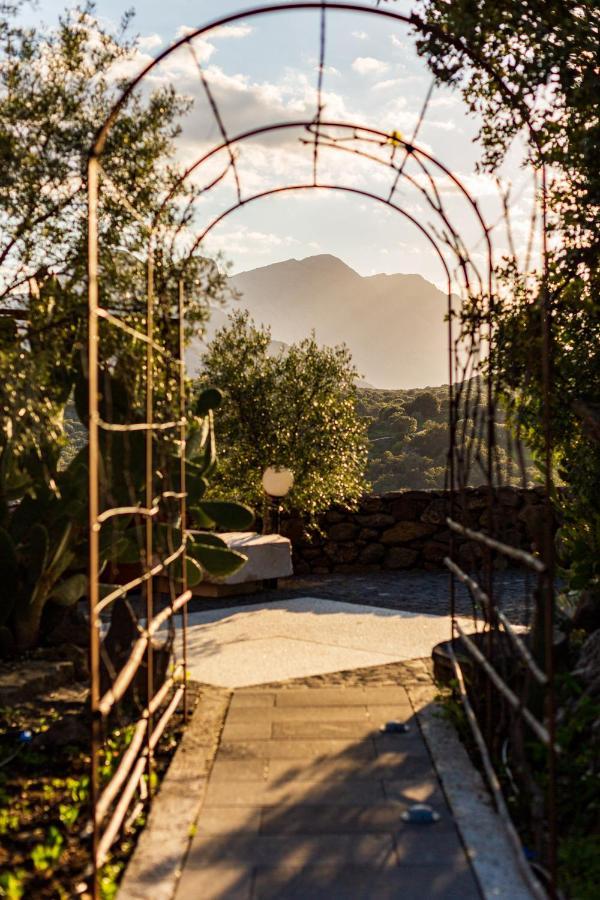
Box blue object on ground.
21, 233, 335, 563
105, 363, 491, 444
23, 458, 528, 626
401, 803, 440, 824
380, 721, 410, 733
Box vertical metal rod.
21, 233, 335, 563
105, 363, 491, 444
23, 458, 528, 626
541, 162, 558, 897
87, 155, 101, 900
178, 279, 189, 722
447, 277, 456, 637
145, 251, 155, 797
485, 260, 496, 747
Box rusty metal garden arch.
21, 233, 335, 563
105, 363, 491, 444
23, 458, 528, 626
87, 3, 556, 897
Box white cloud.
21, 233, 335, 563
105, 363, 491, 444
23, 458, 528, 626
352, 57, 389, 76
352, 31, 368, 40
373, 78, 403, 91
204, 225, 299, 256
211, 24, 254, 40
429, 95, 460, 109
138, 34, 163, 51
390, 35, 405, 48
320, 65, 341, 76
425, 119, 458, 132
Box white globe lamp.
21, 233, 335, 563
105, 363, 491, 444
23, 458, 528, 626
262, 467, 294, 534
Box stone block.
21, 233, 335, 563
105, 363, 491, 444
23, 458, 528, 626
327, 522, 359, 542
175, 864, 253, 899
323, 542, 359, 564
421, 498, 450, 524
359, 496, 384, 514
188, 834, 396, 868
358, 543, 385, 565
422, 541, 449, 563
497, 486, 522, 507
358, 528, 379, 541
381, 521, 437, 544
218, 738, 376, 760
354, 513, 395, 528
324, 509, 346, 524
384, 547, 419, 569
518, 504, 548, 549
271, 720, 377, 740
221, 720, 272, 741
457, 541, 483, 567
230, 693, 275, 710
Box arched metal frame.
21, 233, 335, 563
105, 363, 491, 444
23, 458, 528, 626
87, 3, 556, 897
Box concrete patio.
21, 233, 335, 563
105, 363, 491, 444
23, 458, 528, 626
184, 597, 474, 688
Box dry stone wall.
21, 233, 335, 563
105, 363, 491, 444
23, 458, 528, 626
280, 487, 550, 575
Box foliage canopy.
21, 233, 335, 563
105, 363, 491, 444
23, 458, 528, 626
200, 311, 369, 518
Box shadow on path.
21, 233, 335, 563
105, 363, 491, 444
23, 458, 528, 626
171, 685, 481, 900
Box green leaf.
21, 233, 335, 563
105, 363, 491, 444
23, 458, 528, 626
188, 532, 227, 549
188, 543, 247, 578
187, 475, 208, 506
186, 556, 204, 588
47, 522, 73, 574
198, 501, 255, 531
189, 505, 217, 529
193, 387, 222, 417
47, 574, 88, 607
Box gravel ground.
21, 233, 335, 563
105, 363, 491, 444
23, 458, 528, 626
188, 568, 537, 626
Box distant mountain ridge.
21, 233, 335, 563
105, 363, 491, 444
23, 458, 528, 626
187, 254, 452, 388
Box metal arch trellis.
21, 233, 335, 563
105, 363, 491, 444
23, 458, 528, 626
86, 3, 557, 899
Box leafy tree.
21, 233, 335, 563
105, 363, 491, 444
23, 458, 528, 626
415, 0, 600, 598
0, 2, 231, 504
200, 311, 368, 518
413, 3, 600, 888
389, 412, 418, 439
404, 390, 440, 422
0, 2, 234, 649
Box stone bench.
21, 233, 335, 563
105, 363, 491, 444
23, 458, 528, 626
190, 531, 293, 598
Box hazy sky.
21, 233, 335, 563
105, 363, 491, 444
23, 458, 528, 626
26, 1, 537, 287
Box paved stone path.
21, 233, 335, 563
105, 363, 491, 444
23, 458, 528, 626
175, 681, 481, 900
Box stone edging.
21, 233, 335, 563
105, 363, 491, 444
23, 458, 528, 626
116, 685, 230, 900
407, 683, 536, 900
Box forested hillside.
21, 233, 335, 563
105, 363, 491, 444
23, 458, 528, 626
359, 383, 538, 491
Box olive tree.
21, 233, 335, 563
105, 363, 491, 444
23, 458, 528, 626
200, 311, 369, 518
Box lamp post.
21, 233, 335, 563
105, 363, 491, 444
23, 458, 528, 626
261, 466, 294, 535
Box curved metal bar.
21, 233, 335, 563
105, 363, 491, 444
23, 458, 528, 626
89, 2, 544, 162
150, 119, 492, 258
186, 182, 452, 289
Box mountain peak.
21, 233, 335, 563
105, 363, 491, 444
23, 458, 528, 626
296, 253, 359, 275
225, 256, 449, 388
233, 253, 359, 280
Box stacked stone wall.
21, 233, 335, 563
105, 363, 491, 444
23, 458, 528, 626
280, 487, 550, 575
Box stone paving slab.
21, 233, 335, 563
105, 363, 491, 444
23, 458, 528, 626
258, 803, 459, 836
183, 834, 398, 868
217, 737, 378, 761
204, 778, 387, 807
121, 654, 535, 900
251, 861, 481, 900
174, 684, 481, 900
